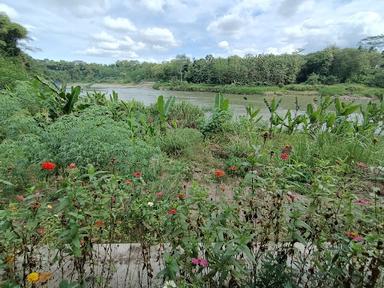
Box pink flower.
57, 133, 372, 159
68, 162, 76, 169
352, 235, 364, 242
191, 257, 208, 267
199, 258, 208, 267
354, 199, 371, 206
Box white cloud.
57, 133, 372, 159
104, 16, 136, 32
218, 40, 229, 49
93, 31, 116, 42
207, 14, 246, 36
140, 27, 178, 48
0, 3, 18, 18
140, 0, 165, 12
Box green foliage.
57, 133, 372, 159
0, 113, 41, 140
201, 94, 232, 135
36, 76, 80, 119
43, 113, 161, 177
0, 135, 48, 192
168, 101, 204, 128
158, 128, 202, 157
0, 14, 27, 57
156, 95, 176, 125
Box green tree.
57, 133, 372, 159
0, 14, 27, 56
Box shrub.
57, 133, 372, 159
10, 81, 44, 115
159, 128, 203, 157
0, 113, 41, 141
43, 114, 161, 177
0, 93, 23, 123
0, 135, 48, 193
168, 101, 204, 128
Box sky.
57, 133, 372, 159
1, 0, 383, 63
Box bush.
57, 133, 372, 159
43, 114, 161, 177
159, 128, 203, 156
10, 81, 44, 115
0, 113, 41, 141
0, 56, 28, 89
0, 93, 23, 123
305, 73, 321, 85
168, 101, 204, 128
0, 135, 48, 193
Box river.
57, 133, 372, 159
84, 83, 373, 117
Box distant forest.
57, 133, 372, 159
32, 47, 384, 87
1, 14, 384, 88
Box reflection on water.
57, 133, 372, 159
85, 85, 373, 118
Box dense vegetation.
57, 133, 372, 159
1, 14, 384, 288
33, 48, 384, 88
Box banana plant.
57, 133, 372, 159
214, 93, 229, 112
156, 95, 175, 130
35, 75, 80, 120
245, 105, 262, 124
334, 98, 360, 117
264, 97, 283, 133
283, 110, 308, 134
304, 96, 334, 131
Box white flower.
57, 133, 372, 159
163, 280, 177, 288
147, 201, 154, 207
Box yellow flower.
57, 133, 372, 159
47, 204, 53, 209
9, 204, 17, 212
27, 272, 39, 283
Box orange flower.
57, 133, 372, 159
228, 166, 237, 171
124, 179, 132, 185
345, 231, 359, 239
95, 220, 105, 229
214, 169, 225, 178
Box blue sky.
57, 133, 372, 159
1, 0, 383, 63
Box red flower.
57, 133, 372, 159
15, 195, 25, 202
214, 169, 225, 178
280, 152, 289, 161
68, 163, 76, 169
41, 161, 56, 171
228, 165, 237, 171
133, 171, 142, 178
177, 193, 186, 200
167, 208, 177, 215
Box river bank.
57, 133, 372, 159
153, 81, 384, 99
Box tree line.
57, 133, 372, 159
32, 48, 384, 88
1, 13, 384, 88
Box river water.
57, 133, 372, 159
85, 84, 373, 117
